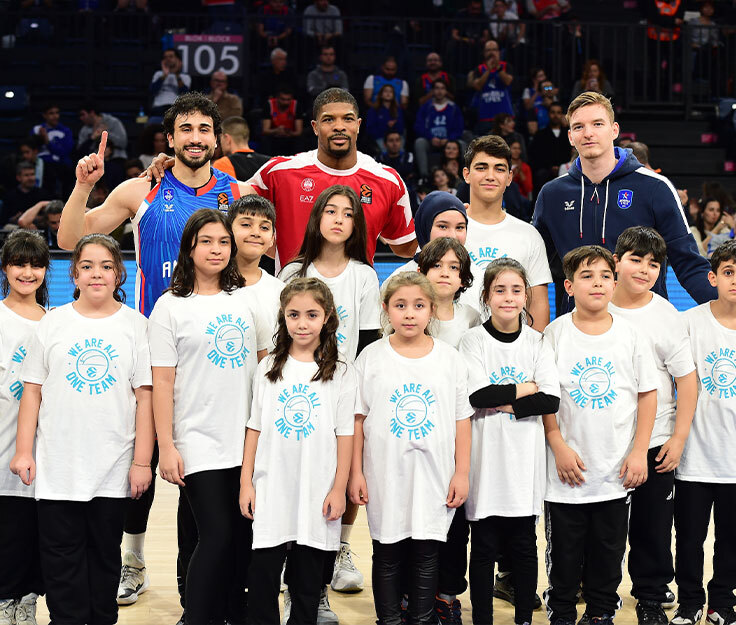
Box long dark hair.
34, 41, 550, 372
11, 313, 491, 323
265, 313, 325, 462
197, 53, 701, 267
167, 209, 244, 297
266, 277, 341, 383
374, 84, 398, 118
287, 185, 370, 278
1, 229, 50, 307
70, 233, 127, 303
695, 196, 722, 240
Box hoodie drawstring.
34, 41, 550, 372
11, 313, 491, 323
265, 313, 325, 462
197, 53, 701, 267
579, 178, 611, 244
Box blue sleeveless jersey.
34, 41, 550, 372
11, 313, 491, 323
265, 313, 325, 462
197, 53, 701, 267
132, 169, 240, 317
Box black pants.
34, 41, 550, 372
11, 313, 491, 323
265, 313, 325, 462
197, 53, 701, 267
469, 515, 537, 625
544, 497, 629, 621
674, 480, 736, 609
629, 446, 675, 603
0, 496, 43, 598
177, 486, 199, 609
285, 540, 335, 589
437, 505, 469, 596
372, 538, 439, 625
123, 442, 159, 535
248, 543, 326, 625
184, 467, 252, 625
38, 497, 127, 625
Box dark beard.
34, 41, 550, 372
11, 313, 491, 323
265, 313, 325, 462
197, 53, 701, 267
325, 136, 352, 159
175, 145, 215, 170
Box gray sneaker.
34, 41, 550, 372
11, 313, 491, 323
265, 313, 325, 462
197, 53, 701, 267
14, 594, 38, 625
117, 551, 150, 605
318, 586, 339, 625
0, 599, 17, 625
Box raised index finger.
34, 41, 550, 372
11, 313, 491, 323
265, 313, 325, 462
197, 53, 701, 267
97, 130, 108, 159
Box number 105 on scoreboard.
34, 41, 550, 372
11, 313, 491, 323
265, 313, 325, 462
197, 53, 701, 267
174, 34, 243, 77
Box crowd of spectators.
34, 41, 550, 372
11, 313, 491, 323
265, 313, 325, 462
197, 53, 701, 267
1, 0, 735, 249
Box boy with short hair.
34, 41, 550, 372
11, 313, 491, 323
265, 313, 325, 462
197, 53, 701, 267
227, 195, 284, 337
543, 245, 658, 625
609, 226, 697, 625
673, 240, 736, 625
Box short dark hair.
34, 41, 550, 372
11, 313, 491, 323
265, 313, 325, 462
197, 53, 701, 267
163, 47, 182, 61
417, 237, 473, 300
42, 102, 59, 113
710, 240, 736, 273
124, 158, 145, 171
227, 195, 276, 228
18, 136, 40, 151
44, 199, 64, 215
549, 102, 564, 113
80, 102, 97, 114
629, 141, 650, 166
312, 88, 359, 121
431, 78, 448, 89
464, 134, 511, 169
163, 91, 222, 138
16, 160, 34, 175
383, 129, 402, 142
614, 226, 666, 265
563, 245, 616, 281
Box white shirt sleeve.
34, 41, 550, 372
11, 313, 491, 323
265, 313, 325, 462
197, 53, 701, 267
633, 328, 659, 393
662, 316, 696, 379
534, 336, 561, 398
336, 363, 357, 436
21, 329, 47, 385
453, 353, 474, 420
148, 298, 178, 367
526, 228, 553, 286
458, 331, 489, 396
354, 348, 370, 415
248, 359, 269, 431
131, 317, 153, 389
359, 268, 381, 331
401, 80, 409, 99
363, 75, 374, 91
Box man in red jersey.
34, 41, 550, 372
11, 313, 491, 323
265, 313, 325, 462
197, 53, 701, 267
147, 88, 417, 270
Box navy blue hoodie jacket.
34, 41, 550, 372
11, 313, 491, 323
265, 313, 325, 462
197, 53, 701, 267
533, 147, 715, 312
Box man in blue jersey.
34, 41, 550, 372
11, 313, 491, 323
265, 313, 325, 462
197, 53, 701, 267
532, 91, 715, 314
58, 91, 247, 625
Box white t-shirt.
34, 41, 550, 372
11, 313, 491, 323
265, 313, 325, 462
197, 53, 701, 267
460, 325, 560, 520
148, 289, 269, 476
433, 302, 481, 349
280, 260, 380, 362
543, 313, 658, 504
678, 303, 736, 482
245, 271, 284, 349
151, 70, 192, 108
0, 302, 41, 498
609, 294, 695, 448
22, 303, 151, 501
249, 356, 357, 550
460, 212, 552, 314
384, 259, 418, 287
354, 337, 474, 543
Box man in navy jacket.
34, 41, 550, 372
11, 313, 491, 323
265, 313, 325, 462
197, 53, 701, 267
533, 91, 715, 313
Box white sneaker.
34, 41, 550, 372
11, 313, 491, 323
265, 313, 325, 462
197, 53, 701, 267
117, 551, 150, 605
330, 543, 364, 592
317, 586, 339, 625
280, 589, 291, 625
0, 599, 16, 625
14, 594, 37, 625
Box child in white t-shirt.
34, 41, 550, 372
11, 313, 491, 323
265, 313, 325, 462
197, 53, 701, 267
674, 240, 736, 625
241, 277, 356, 625
279, 184, 380, 594
350, 272, 473, 625
608, 227, 697, 623
543, 245, 657, 625
460, 258, 560, 625
149, 209, 268, 625
11, 234, 154, 625
227, 195, 284, 344
0, 230, 49, 624
416, 237, 480, 349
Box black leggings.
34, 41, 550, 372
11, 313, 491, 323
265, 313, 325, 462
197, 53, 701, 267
0, 496, 43, 598
184, 467, 252, 625
372, 539, 440, 625
123, 442, 159, 535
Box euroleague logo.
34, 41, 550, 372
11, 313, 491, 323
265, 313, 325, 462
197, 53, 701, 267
217, 192, 229, 212
360, 184, 373, 205
388, 382, 437, 440
275, 383, 321, 440
65, 338, 119, 395
569, 356, 618, 409
204, 313, 251, 369
702, 347, 736, 398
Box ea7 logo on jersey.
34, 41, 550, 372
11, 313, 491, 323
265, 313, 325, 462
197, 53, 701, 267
360, 184, 373, 205
564, 200, 575, 211
301, 177, 315, 192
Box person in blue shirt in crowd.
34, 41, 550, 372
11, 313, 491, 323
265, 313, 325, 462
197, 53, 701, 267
467, 39, 513, 136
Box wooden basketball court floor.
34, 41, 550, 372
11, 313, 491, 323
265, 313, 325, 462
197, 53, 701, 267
34, 479, 716, 624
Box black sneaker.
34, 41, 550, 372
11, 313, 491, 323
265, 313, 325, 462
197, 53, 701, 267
638, 600, 669, 625
492, 574, 543, 610
175, 612, 185, 625
578, 614, 590, 625
590, 617, 614, 625
670, 606, 704, 625
434, 595, 462, 624
706, 607, 736, 625
551, 619, 576, 625
663, 589, 676, 610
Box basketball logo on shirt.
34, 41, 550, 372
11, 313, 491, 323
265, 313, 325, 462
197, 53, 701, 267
336, 305, 348, 346
8, 345, 27, 400
360, 184, 373, 205
217, 192, 229, 211
205, 314, 251, 369
65, 338, 120, 395
569, 356, 617, 409
488, 366, 528, 414
468, 247, 508, 268
388, 382, 437, 440
275, 383, 322, 440
702, 348, 736, 398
